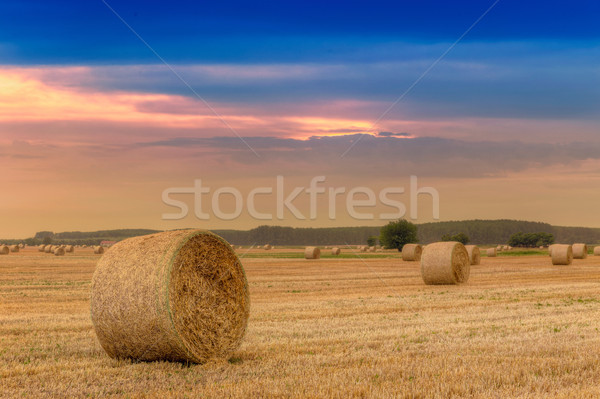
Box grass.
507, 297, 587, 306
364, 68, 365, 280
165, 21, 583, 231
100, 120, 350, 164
2, 247, 600, 397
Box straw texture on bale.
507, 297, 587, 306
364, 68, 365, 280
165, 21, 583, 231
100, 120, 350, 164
552, 244, 573, 265
94, 246, 105, 254
420, 242, 470, 285
0, 245, 8, 255
465, 245, 481, 265
91, 230, 250, 363
44, 245, 52, 253
54, 247, 65, 256
304, 246, 321, 259
263, 244, 272, 250
486, 248, 497, 257
594, 247, 600, 256
402, 244, 422, 262
10, 245, 19, 253
331, 247, 341, 256
572, 243, 588, 259
548, 244, 557, 257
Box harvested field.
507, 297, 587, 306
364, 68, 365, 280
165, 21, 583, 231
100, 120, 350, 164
2, 247, 600, 397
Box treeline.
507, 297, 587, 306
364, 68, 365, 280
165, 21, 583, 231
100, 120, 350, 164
3, 220, 600, 247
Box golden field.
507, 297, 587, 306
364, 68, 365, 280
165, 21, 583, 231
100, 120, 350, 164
2, 247, 600, 398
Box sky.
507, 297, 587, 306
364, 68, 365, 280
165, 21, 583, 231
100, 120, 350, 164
1, 1, 599, 238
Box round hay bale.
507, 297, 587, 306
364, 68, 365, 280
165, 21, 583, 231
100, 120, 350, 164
402, 244, 422, 262
594, 246, 600, 256
572, 243, 588, 259
91, 230, 250, 363
548, 244, 557, 257
0, 245, 9, 255
464, 245, 481, 265
420, 242, 470, 285
360, 246, 367, 252
552, 244, 573, 265
38, 245, 45, 252
94, 246, 105, 254
54, 247, 65, 256
368, 246, 376, 252
304, 246, 321, 259
486, 248, 497, 257
263, 244, 272, 251
65, 245, 74, 253
331, 247, 341, 256
10, 245, 19, 253
19, 243, 25, 249
44, 245, 53, 253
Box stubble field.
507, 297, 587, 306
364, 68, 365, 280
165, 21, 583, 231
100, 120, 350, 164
1, 247, 600, 398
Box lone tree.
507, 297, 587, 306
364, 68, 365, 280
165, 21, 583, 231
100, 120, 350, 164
379, 219, 418, 251
441, 232, 470, 245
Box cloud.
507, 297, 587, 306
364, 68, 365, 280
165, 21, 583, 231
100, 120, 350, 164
377, 131, 411, 137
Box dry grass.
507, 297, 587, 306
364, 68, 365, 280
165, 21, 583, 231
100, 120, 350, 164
2, 247, 600, 398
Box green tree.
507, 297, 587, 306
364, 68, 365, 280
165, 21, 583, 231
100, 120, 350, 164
441, 232, 470, 245
367, 236, 378, 247
379, 220, 418, 251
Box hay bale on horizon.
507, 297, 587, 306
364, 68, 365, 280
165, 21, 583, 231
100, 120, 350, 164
38, 245, 45, 252
65, 245, 74, 253
465, 245, 481, 265
54, 247, 65, 256
402, 244, 422, 262
10, 245, 19, 253
594, 246, 600, 256
94, 246, 105, 254
304, 246, 321, 259
263, 244, 272, 251
331, 247, 341, 256
360, 246, 367, 252
572, 243, 588, 259
0, 245, 9, 255
368, 246, 376, 252
91, 230, 250, 363
486, 248, 497, 257
420, 242, 470, 285
552, 244, 573, 265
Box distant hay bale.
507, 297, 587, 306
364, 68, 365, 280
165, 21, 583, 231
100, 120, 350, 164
465, 245, 481, 265
19, 243, 25, 249
0, 245, 8, 255
54, 247, 65, 256
402, 244, 422, 262
91, 230, 250, 363
304, 246, 321, 259
486, 248, 497, 257
594, 246, 600, 256
368, 246, 376, 252
44, 245, 53, 253
551, 244, 573, 265
10, 245, 19, 253
38, 245, 45, 252
94, 246, 105, 254
572, 243, 588, 259
360, 246, 367, 252
263, 244, 272, 251
496, 245, 502, 251
420, 242, 470, 285
65, 245, 74, 253
503, 245, 509, 251
331, 247, 341, 256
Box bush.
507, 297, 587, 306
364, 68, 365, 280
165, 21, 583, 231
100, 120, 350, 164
508, 232, 554, 248
441, 232, 470, 245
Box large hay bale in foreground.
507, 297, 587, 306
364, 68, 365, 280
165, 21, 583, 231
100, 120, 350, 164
10, 245, 19, 253
94, 246, 105, 254
465, 245, 481, 265
54, 247, 65, 256
486, 248, 497, 257
331, 247, 341, 256
594, 246, 600, 256
572, 243, 588, 259
0, 245, 9, 255
402, 244, 422, 262
304, 246, 321, 259
91, 230, 250, 363
552, 244, 573, 265
420, 242, 470, 285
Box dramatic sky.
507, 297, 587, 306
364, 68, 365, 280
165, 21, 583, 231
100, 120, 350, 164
1, 0, 599, 238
